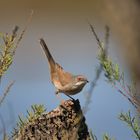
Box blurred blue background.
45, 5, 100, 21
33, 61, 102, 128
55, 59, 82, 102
0, 0, 138, 139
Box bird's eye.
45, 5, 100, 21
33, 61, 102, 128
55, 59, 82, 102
77, 77, 82, 81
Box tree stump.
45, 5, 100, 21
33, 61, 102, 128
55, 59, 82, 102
13, 99, 91, 140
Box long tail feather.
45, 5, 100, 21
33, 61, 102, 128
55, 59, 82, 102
40, 38, 55, 69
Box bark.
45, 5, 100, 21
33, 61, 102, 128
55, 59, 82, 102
13, 99, 91, 140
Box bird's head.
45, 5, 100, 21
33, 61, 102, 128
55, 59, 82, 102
63, 75, 88, 95
75, 75, 89, 87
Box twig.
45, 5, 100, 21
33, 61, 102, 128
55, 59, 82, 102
118, 81, 140, 110
104, 25, 109, 55
83, 24, 109, 114
112, 83, 138, 109
0, 81, 15, 106
0, 114, 6, 140
87, 22, 103, 50
128, 112, 140, 139
13, 10, 34, 55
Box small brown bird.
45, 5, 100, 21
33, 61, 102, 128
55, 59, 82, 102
40, 38, 88, 99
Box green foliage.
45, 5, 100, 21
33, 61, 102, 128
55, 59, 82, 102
89, 23, 120, 84
0, 22, 31, 108
0, 10, 33, 78
0, 26, 22, 108
98, 45, 120, 83
0, 11, 33, 139
89, 130, 98, 140
0, 26, 19, 77
26, 104, 46, 123
89, 23, 140, 140
18, 104, 46, 128
12, 104, 46, 137
99, 46, 139, 108
89, 23, 139, 110
119, 111, 140, 139
103, 133, 115, 140
90, 130, 115, 140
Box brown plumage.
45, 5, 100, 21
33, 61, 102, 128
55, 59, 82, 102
40, 38, 88, 98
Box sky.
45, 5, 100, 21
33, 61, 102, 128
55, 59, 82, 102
0, 0, 138, 139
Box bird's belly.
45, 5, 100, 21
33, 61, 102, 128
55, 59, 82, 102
60, 85, 84, 95
53, 80, 85, 95
64, 88, 83, 95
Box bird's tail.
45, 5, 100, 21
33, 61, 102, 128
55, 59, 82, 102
40, 38, 55, 69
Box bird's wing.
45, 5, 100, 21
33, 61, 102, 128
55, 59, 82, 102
52, 63, 74, 87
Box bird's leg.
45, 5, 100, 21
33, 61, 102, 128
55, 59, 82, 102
55, 89, 59, 95
65, 94, 75, 101
55, 89, 60, 98
55, 90, 65, 103
55, 89, 75, 101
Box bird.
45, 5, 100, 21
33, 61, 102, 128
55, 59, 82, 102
39, 38, 88, 100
